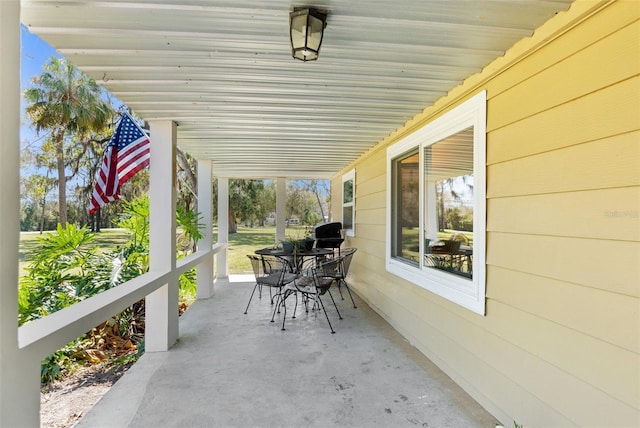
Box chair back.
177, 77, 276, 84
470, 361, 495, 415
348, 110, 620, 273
264, 255, 290, 274
317, 257, 340, 277
247, 254, 293, 284
441, 240, 461, 253
247, 254, 267, 279
340, 248, 357, 276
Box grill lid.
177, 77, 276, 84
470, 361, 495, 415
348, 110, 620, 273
314, 222, 342, 239
314, 222, 344, 249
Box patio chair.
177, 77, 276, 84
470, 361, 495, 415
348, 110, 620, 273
244, 254, 297, 316
424, 240, 461, 273
318, 248, 357, 308
279, 257, 342, 333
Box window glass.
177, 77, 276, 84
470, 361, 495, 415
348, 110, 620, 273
424, 128, 474, 279
343, 179, 353, 204
391, 150, 419, 266
343, 205, 353, 230
342, 169, 355, 237
386, 91, 486, 315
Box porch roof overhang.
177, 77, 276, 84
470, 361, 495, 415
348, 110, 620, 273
20, 0, 573, 179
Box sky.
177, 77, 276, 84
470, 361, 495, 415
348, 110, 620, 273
19, 26, 126, 190
20, 25, 60, 89
18, 27, 328, 196
20, 25, 61, 149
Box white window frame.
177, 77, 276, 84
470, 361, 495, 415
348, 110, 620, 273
386, 91, 486, 315
342, 169, 356, 237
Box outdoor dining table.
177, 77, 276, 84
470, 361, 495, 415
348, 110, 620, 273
255, 247, 334, 272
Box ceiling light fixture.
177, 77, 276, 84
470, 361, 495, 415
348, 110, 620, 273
290, 7, 327, 62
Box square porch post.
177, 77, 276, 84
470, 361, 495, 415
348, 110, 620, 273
196, 160, 214, 298
146, 120, 178, 352
276, 177, 286, 245
216, 177, 229, 279
0, 2, 41, 426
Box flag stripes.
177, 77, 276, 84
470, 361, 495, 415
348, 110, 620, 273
89, 112, 150, 214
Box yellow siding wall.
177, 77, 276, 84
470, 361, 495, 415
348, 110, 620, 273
332, 1, 640, 426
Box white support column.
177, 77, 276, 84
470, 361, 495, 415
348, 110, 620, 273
276, 177, 287, 245
0, 2, 41, 426
196, 160, 214, 298
217, 177, 229, 279
146, 120, 178, 352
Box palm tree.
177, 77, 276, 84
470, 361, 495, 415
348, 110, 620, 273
24, 57, 112, 228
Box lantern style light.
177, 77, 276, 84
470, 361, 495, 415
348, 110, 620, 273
290, 8, 327, 61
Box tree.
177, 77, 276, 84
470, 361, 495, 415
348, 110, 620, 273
176, 147, 197, 212
24, 57, 113, 228
22, 173, 56, 233
253, 182, 275, 226
229, 179, 266, 232
212, 179, 271, 232
436, 175, 473, 232
299, 180, 329, 223
286, 184, 307, 223
210, 179, 328, 231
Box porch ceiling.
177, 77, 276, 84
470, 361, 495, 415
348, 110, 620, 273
20, 0, 573, 179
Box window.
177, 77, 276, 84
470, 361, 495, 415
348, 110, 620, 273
386, 91, 486, 315
342, 169, 355, 237
391, 150, 419, 265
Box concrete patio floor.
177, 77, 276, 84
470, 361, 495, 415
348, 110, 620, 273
77, 276, 500, 428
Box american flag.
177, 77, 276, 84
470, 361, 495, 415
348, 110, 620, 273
89, 111, 150, 214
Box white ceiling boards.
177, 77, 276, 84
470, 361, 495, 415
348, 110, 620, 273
21, 0, 573, 178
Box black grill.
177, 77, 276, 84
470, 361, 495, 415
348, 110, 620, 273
314, 222, 344, 250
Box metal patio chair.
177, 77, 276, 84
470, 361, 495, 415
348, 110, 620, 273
280, 257, 342, 333
318, 247, 357, 308
244, 254, 297, 316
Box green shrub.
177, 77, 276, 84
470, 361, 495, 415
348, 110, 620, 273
19, 195, 202, 383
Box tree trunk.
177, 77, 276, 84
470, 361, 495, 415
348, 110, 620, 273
437, 181, 445, 232
176, 148, 197, 193
313, 187, 325, 221
95, 208, 101, 233
55, 133, 68, 228
90, 209, 102, 233
229, 206, 237, 234
39, 198, 46, 234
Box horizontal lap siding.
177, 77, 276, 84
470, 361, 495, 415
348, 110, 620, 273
488, 77, 639, 164
488, 19, 639, 133
487, 233, 639, 297
488, 185, 640, 240
483, 300, 639, 425
332, 146, 386, 313
338, 1, 640, 426
488, 130, 640, 197
487, 266, 639, 396
484, 0, 640, 425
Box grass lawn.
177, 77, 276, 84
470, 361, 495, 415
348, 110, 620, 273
19, 228, 131, 276
20, 226, 302, 277
219, 226, 308, 275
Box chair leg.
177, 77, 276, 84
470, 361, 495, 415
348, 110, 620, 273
244, 283, 259, 314
336, 281, 345, 300
271, 291, 284, 323
275, 288, 284, 314
325, 289, 343, 320
340, 279, 357, 308
304, 293, 311, 313
290, 290, 298, 319
315, 295, 335, 334
281, 289, 295, 331
281, 293, 287, 331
